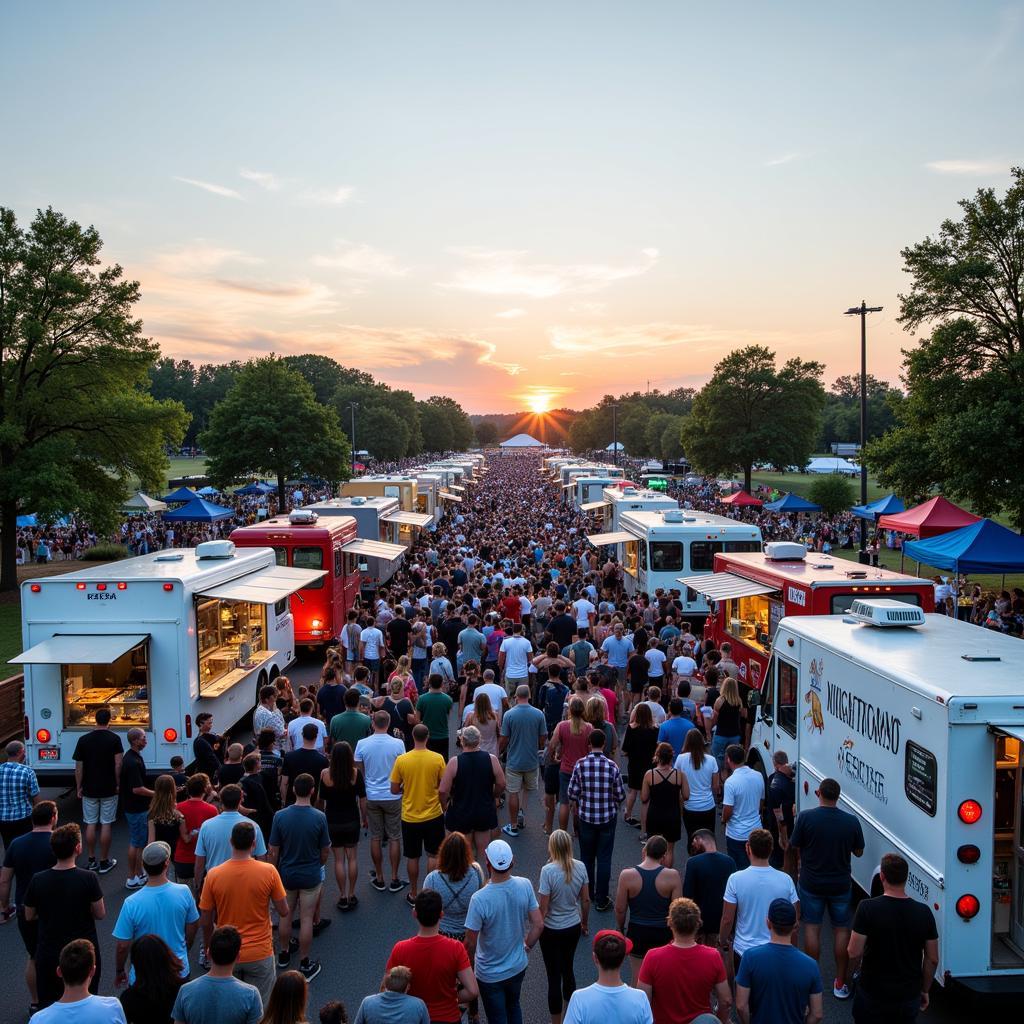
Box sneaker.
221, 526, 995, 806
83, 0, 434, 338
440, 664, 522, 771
288, 937, 299, 954
388, 878, 408, 893
86, 858, 98, 872
277, 950, 290, 969
624, 817, 641, 828
371, 878, 387, 892
299, 959, 322, 982
125, 875, 145, 890
594, 898, 613, 912
312, 918, 331, 936
98, 859, 116, 875
501, 824, 520, 838
405, 892, 417, 907
833, 981, 851, 1000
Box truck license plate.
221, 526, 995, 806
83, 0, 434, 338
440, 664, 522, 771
38, 747, 60, 761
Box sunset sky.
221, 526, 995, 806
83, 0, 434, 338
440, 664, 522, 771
3, 2, 1022, 413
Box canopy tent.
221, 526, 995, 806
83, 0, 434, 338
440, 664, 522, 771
16, 514, 36, 528
500, 433, 543, 447
720, 490, 763, 507
851, 494, 904, 521
877, 496, 980, 539
234, 481, 275, 496
122, 492, 168, 513
162, 486, 199, 503
805, 457, 859, 475
903, 519, 1024, 576
606, 442, 624, 452
196, 486, 220, 497
161, 497, 235, 522
764, 492, 820, 513
16, 514, 70, 528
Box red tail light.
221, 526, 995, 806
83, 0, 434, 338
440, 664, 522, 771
36, 729, 51, 743
958, 800, 983, 824
30, 584, 41, 593
956, 894, 980, 919
163, 583, 174, 592
117, 582, 127, 590
163, 728, 178, 743
185, 715, 192, 738
76, 583, 86, 591
957, 845, 981, 864
96, 583, 106, 591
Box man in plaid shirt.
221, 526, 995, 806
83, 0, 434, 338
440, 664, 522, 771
567, 729, 624, 911
0, 741, 40, 852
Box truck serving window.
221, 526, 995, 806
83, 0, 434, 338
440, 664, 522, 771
638, 539, 648, 574
689, 541, 722, 572
623, 540, 639, 578
61, 641, 151, 730
724, 593, 781, 653
830, 592, 921, 614
778, 660, 798, 738
650, 542, 683, 572
292, 547, 324, 589
196, 598, 269, 696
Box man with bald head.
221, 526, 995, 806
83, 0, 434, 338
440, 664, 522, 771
120, 728, 154, 890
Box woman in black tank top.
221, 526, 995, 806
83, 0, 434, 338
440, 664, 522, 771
442, 728, 499, 862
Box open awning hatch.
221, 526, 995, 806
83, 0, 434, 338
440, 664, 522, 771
11, 633, 149, 665
341, 539, 407, 562
586, 531, 635, 546
581, 501, 610, 513
439, 491, 463, 503
199, 565, 327, 603
675, 572, 779, 601
382, 511, 433, 528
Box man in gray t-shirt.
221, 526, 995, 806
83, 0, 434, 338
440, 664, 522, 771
171, 925, 262, 1024
499, 687, 547, 837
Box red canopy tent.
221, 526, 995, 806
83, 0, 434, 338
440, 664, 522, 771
877, 496, 980, 539
720, 490, 763, 507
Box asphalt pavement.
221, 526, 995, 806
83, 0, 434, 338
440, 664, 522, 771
0, 651, 994, 1023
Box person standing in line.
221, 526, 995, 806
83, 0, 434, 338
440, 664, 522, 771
500, 684, 548, 837
846, 853, 939, 1024
537, 829, 589, 1024
269, 774, 331, 982
416, 672, 454, 760
318, 742, 366, 913
389, 724, 446, 903
720, 745, 763, 870
24, 823, 106, 1009
198, 821, 289, 1006
788, 777, 864, 1000
117, 933, 184, 1024
315, 666, 347, 737
287, 700, 327, 754
561, 930, 653, 1024
0, 740, 41, 854
238, 757, 274, 848
718, 829, 799, 977
549, 698, 594, 833
193, 714, 224, 781
359, 618, 386, 689
656, 699, 695, 760
621, 703, 658, 829
639, 743, 687, 866
329, 688, 373, 752
682, 830, 735, 964
0, 800, 58, 1012
280, 724, 329, 807
341, 610, 363, 675
675, 730, 719, 848
567, 730, 625, 912
194, 786, 268, 891
637, 896, 731, 1024
765, 751, 795, 875
72, 708, 123, 872
31, 940, 126, 1024
352, 967, 429, 1024
498, 623, 533, 698
253, 686, 287, 753
354, 712, 407, 894
439, 726, 504, 865
614, 836, 681, 984
170, 926, 263, 1024
120, 729, 154, 890
599, 622, 635, 706
710, 679, 745, 772
464, 839, 543, 1024
735, 899, 823, 1024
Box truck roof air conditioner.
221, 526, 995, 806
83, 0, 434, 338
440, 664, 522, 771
847, 598, 927, 628
663, 510, 684, 523
349, 496, 367, 505
289, 510, 318, 525
196, 540, 236, 560
765, 542, 806, 561
622, 487, 638, 496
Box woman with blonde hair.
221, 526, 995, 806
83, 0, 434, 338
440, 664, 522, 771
711, 675, 745, 773
549, 697, 593, 831
537, 829, 589, 1024
429, 641, 456, 690
464, 691, 499, 755
147, 775, 187, 867
374, 675, 418, 749
584, 695, 616, 758
388, 654, 418, 706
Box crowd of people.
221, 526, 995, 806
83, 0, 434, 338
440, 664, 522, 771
0, 448, 943, 1024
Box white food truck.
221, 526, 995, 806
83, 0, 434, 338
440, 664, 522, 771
585, 486, 678, 533
13, 542, 324, 777
750, 601, 1024, 992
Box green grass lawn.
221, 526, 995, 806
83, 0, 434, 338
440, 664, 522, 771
828, 545, 1024, 592
0, 602, 22, 673
128, 456, 209, 495
748, 469, 886, 504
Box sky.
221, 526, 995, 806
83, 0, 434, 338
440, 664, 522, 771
2, 2, 1022, 414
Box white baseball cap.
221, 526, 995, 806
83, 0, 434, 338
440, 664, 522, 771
485, 839, 514, 871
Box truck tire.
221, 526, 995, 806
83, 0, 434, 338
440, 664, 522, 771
268, 664, 280, 683
256, 669, 268, 706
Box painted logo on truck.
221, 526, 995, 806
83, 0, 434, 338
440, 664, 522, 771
836, 738, 888, 804
803, 657, 824, 733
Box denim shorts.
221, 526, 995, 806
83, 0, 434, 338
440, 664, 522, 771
798, 884, 853, 927
125, 811, 149, 849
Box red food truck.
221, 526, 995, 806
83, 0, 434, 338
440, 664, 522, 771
230, 511, 362, 646
680, 542, 935, 693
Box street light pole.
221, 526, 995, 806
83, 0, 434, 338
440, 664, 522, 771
844, 301, 882, 554
346, 402, 359, 477
611, 403, 620, 466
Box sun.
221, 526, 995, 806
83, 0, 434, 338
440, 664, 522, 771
526, 393, 551, 414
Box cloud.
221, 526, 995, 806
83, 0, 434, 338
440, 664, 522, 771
213, 279, 322, 298
495, 308, 527, 319
438, 247, 659, 298
765, 152, 800, 167
925, 159, 1007, 175
312, 241, 407, 277
239, 168, 282, 191
172, 176, 244, 200
544, 322, 789, 358
153, 243, 264, 274
299, 185, 356, 206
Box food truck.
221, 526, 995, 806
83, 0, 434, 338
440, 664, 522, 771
587, 509, 761, 611
570, 476, 619, 509
341, 475, 419, 512
229, 512, 364, 646
585, 486, 678, 533
13, 542, 323, 776
750, 602, 1024, 992
411, 472, 444, 521
679, 543, 934, 693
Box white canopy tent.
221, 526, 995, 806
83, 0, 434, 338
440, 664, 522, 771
805, 456, 859, 475
122, 492, 168, 512
500, 433, 544, 447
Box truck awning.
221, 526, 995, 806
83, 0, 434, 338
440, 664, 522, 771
561, 481, 577, 489
382, 511, 433, 528
675, 572, 779, 601
341, 539, 407, 562
438, 491, 463, 503
581, 501, 610, 513
587, 531, 634, 546
199, 565, 327, 603
994, 726, 1024, 744
449, 485, 466, 493
11, 633, 149, 665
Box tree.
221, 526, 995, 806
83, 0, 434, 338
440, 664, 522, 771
866, 167, 1024, 529
474, 420, 499, 447
0, 207, 188, 591
200, 357, 350, 504
282, 353, 349, 406
808, 474, 855, 516
360, 405, 410, 462
417, 400, 454, 453
658, 416, 685, 462
424, 396, 474, 451
681, 345, 825, 492
819, 374, 898, 451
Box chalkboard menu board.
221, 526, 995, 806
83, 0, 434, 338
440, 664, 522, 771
905, 741, 938, 816
769, 600, 785, 640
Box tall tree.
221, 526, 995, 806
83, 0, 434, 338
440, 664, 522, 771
0, 207, 188, 591
359, 405, 410, 461
200, 357, 350, 504
474, 420, 499, 447
681, 345, 825, 491
282, 353, 348, 405
819, 374, 898, 451
417, 400, 454, 453
866, 167, 1024, 528
425, 395, 474, 450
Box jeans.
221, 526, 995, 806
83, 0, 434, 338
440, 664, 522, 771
411, 659, 427, 692
539, 923, 581, 1014
726, 836, 750, 869
711, 733, 739, 773
477, 968, 526, 1024
577, 817, 616, 902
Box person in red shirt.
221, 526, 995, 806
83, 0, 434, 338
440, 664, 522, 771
500, 587, 523, 625
385, 889, 478, 1024
174, 773, 217, 893
638, 896, 731, 1024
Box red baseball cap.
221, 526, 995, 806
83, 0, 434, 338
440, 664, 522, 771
592, 928, 633, 954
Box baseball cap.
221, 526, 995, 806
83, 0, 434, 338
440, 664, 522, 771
767, 898, 797, 928
592, 928, 633, 955
142, 841, 171, 867
485, 839, 513, 871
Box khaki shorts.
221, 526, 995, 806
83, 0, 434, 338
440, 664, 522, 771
504, 675, 528, 698
286, 884, 323, 915
506, 767, 538, 793
365, 798, 402, 841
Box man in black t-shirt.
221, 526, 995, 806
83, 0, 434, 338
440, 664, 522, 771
682, 828, 736, 949
71, 707, 123, 873
280, 723, 329, 806
386, 607, 413, 659
315, 667, 347, 730
547, 602, 577, 649
193, 713, 223, 782
848, 852, 938, 1023
23, 822, 105, 1009
240, 752, 274, 843
766, 750, 796, 873
119, 729, 154, 889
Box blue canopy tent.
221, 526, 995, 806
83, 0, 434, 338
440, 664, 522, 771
17, 514, 70, 528
903, 519, 1024, 577
234, 481, 275, 496
16, 514, 36, 528
196, 486, 220, 497
851, 494, 904, 520
161, 497, 235, 522
764, 492, 821, 513
162, 486, 199, 503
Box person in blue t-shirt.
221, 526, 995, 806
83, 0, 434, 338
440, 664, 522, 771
657, 699, 697, 758
735, 899, 823, 1024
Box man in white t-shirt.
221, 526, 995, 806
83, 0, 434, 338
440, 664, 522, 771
286, 699, 327, 752
671, 650, 698, 683
719, 828, 799, 972
644, 643, 667, 682
498, 624, 534, 697
633, 688, 667, 727
354, 713, 407, 893
465, 669, 510, 720
572, 596, 596, 637
721, 744, 765, 868
360, 623, 385, 687
563, 929, 653, 1024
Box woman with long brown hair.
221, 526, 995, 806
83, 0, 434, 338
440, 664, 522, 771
621, 701, 658, 827
711, 676, 745, 773
464, 691, 499, 755
676, 726, 719, 845
319, 741, 365, 912
147, 775, 187, 867
260, 970, 308, 1024
640, 742, 689, 867
549, 697, 593, 832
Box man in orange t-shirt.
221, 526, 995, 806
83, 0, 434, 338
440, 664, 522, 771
199, 819, 288, 1006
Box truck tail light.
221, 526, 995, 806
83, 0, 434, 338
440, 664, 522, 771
163, 728, 178, 742
956, 894, 980, 919
117, 582, 127, 590
311, 618, 323, 629
957, 845, 981, 864
185, 715, 192, 739
76, 583, 86, 591
958, 800, 983, 824
163, 583, 174, 592
36, 729, 51, 743
30, 584, 41, 593
96, 583, 106, 591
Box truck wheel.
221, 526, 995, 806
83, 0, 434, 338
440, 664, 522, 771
268, 664, 280, 682
746, 748, 768, 782
256, 670, 268, 706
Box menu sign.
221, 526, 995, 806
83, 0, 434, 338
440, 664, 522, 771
905, 741, 938, 816
769, 600, 785, 640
